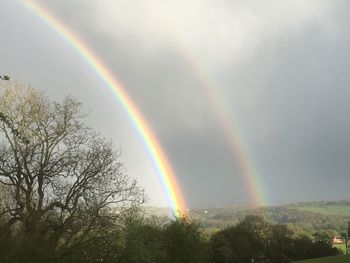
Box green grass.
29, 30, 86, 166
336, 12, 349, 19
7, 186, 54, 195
293, 205, 350, 216
294, 254, 350, 263
333, 243, 347, 254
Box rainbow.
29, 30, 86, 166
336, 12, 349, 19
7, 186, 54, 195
181, 53, 268, 206
21, 0, 188, 218
150, 6, 269, 206
191, 64, 268, 206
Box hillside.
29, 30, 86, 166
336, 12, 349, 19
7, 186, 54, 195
144, 200, 350, 235
287, 200, 350, 217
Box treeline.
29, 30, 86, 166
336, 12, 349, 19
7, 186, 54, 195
210, 215, 341, 263
187, 205, 350, 236
0, 212, 342, 263
0, 212, 205, 263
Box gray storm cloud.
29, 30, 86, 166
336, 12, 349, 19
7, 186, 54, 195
1, 0, 350, 207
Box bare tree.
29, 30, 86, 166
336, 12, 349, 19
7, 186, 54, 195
0, 84, 144, 248
0, 76, 28, 143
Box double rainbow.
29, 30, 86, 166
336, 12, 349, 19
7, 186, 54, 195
22, 0, 269, 213
22, 0, 188, 218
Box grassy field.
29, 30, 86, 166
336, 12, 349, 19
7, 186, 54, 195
294, 254, 350, 263
292, 205, 350, 217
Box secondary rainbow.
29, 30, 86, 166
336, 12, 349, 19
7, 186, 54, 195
151, 5, 269, 206
189, 61, 268, 206
181, 48, 268, 207
21, 0, 188, 218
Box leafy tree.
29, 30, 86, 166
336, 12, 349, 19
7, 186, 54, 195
210, 214, 342, 262
0, 85, 144, 253
290, 235, 313, 261
211, 215, 272, 263
347, 221, 350, 254
307, 240, 339, 259
270, 224, 293, 258
163, 217, 210, 263
211, 225, 255, 263
341, 232, 348, 255
341, 221, 350, 255
116, 211, 167, 263
290, 234, 340, 261
312, 230, 332, 244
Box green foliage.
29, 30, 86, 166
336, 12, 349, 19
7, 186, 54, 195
211, 215, 340, 263
294, 254, 350, 263
211, 225, 256, 262
292, 205, 350, 217
333, 243, 347, 255
0, 211, 344, 262
290, 237, 341, 261
144, 200, 350, 236
163, 217, 210, 263
312, 231, 333, 242
117, 214, 166, 263
0, 236, 55, 263
211, 215, 283, 263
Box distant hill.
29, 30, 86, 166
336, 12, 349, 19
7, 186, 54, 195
143, 200, 350, 235
287, 200, 350, 217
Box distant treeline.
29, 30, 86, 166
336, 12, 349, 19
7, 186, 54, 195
182, 201, 350, 236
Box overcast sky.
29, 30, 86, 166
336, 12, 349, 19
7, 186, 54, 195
1, 0, 350, 208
